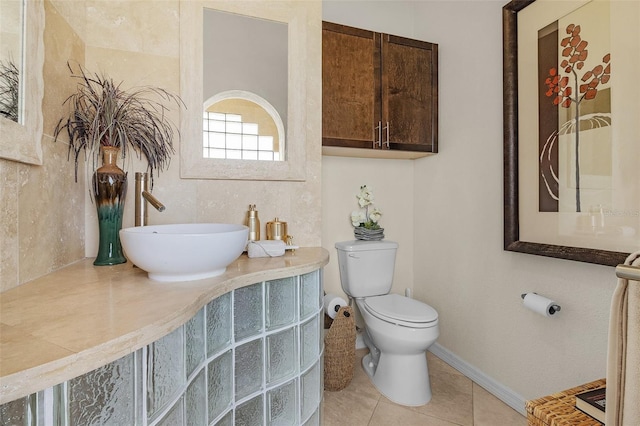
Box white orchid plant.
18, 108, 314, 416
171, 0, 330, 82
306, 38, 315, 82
350, 185, 383, 230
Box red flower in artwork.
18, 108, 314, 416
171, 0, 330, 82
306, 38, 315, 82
544, 24, 611, 109
541, 23, 611, 213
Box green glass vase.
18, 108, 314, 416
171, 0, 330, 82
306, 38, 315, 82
93, 146, 127, 266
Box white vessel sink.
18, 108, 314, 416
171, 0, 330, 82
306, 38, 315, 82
120, 223, 249, 282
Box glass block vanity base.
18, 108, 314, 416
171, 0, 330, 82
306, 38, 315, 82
0, 269, 324, 426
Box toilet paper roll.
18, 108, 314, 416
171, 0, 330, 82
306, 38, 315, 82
323, 294, 348, 319
522, 293, 560, 317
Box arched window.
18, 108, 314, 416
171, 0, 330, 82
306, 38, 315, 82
203, 90, 285, 161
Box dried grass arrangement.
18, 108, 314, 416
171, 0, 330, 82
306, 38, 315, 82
0, 59, 19, 122
53, 62, 184, 185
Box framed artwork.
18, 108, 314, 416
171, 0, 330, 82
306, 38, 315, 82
503, 0, 639, 266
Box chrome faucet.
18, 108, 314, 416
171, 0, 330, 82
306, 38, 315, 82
135, 172, 165, 226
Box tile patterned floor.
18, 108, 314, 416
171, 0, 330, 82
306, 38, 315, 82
322, 349, 527, 426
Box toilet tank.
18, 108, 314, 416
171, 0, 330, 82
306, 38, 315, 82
335, 240, 398, 297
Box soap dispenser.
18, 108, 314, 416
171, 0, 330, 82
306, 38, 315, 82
246, 204, 260, 241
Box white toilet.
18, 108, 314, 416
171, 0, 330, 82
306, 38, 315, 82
335, 240, 439, 406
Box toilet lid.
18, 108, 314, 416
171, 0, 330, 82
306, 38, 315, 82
363, 294, 438, 325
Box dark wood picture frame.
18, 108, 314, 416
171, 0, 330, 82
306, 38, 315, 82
502, 0, 628, 267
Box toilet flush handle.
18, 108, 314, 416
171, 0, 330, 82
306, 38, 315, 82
348, 254, 359, 258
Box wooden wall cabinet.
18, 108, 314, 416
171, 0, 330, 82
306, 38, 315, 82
322, 21, 438, 159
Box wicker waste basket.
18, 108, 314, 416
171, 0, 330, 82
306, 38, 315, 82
525, 379, 606, 426
324, 305, 356, 391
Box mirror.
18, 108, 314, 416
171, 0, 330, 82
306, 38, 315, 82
203, 9, 287, 162
180, 1, 307, 181
0, 0, 23, 123
0, 0, 44, 165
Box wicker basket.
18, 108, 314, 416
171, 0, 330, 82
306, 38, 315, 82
323, 305, 356, 391
525, 379, 606, 425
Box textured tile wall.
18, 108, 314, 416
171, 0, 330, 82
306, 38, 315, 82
0, 0, 85, 292
0, 0, 322, 291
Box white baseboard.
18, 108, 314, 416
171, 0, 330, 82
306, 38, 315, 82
428, 343, 527, 416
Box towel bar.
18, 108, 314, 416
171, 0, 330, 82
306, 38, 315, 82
615, 264, 640, 281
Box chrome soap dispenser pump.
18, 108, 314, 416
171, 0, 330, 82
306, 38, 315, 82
246, 204, 260, 241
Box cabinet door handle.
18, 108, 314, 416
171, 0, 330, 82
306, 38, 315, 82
383, 122, 390, 148
374, 121, 382, 148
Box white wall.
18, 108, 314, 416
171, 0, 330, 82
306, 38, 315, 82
321, 156, 416, 303
321, 2, 421, 306
322, 0, 619, 405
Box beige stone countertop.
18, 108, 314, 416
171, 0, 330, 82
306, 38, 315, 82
0, 248, 329, 404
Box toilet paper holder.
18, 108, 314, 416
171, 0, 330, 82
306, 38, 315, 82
521, 293, 561, 315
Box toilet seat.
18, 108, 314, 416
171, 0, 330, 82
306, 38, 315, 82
363, 294, 438, 328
